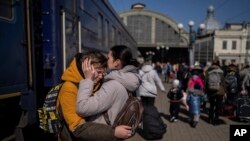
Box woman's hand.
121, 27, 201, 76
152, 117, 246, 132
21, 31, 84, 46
82, 58, 95, 80
114, 125, 132, 139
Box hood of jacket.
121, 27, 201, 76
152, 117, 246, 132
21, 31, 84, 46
207, 65, 223, 74
104, 65, 140, 92
141, 65, 154, 73
61, 58, 83, 83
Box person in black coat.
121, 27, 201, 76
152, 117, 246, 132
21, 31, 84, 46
167, 79, 183, 122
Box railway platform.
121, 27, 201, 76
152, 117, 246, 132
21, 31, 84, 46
127, 82, 250, 141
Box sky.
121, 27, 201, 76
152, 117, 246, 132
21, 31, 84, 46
109, 0, 250, 31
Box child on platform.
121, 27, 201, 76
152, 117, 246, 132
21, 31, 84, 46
167, 79, 184, 122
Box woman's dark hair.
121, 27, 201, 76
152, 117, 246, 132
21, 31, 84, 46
75, 51, 107, 78
110, 45, 139, 67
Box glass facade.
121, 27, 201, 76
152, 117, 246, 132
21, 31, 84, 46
126, 15, 180, 46
127, 15, 152, 44
155, 18, 179, 45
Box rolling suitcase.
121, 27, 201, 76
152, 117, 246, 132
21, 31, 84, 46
236, 96, 250, 119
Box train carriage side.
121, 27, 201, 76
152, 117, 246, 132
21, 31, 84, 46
0, 0, 137, 140
0, 0, 37, 140
77, 0, 137, 57
41, 0, 138, 89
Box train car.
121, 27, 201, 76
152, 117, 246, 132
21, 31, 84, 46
0, 0, 137, 140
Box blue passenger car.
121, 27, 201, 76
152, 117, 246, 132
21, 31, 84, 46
0, 0, 137, 140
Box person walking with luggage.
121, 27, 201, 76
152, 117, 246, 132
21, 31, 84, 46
241, 65, 250, 97
225, 61, 240, 105
136, 61, 167, 140
167, 79, 184, 122
186, 67, 204, 128
205, 60, 226, 125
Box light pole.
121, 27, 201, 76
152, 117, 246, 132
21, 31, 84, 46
188, 20, 195, 66
198, 23, 206, 63
178, 21, 195, 65
146, 51, 155, 63
177, 23, 183, 43
156, 45, 169, 63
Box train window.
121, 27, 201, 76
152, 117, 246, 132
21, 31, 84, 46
104, 19, 109, 48
111, 25, 116, 46
98, 13, 104, 47
0, 0, 13, 21
62, 0, 76, 13
117, 31, 121, 44
79, 0, 85, 10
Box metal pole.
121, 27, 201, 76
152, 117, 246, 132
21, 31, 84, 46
206, 37, 209, 62
198, 41, 200, 63
189, 26, 193, 65
78, 20, 81, 53
61, 10, 66, 71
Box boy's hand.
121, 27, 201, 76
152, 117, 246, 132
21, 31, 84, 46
82, 58, 96, 80
114, 125, 132, 139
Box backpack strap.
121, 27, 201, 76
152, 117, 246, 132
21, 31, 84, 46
57, 81, 79, 140
103, 112, 111, 126
58, 105, 75, 141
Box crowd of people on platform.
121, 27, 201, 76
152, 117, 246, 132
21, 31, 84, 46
155, 60, 250, 128
55, 45, 250, 140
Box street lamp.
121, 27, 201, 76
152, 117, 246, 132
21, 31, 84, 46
199, 23, 206, 33
177, 23, 184, 41
188, 20, 195, 66
178, 20, 195, 65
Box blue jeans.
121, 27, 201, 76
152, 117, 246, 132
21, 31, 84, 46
187, 93, 201, 115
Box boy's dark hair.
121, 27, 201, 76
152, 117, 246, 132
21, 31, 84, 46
75, 51, 107, 78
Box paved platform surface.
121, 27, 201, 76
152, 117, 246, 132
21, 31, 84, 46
127, 82, 250, 141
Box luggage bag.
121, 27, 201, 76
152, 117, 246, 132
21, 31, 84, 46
236, 96, 250, 119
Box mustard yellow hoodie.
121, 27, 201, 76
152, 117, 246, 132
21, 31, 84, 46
57, 58, 100, 132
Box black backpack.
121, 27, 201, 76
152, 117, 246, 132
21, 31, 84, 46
225, 72, 238, 94
138, 105, 167, 140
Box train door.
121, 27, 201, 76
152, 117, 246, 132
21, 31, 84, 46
0, 0, 28, 97
0, 0, 31, 139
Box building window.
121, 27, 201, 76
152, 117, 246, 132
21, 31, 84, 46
222, 41, 227, 50
232, 41, 237, 50
0, 0, 13, 21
